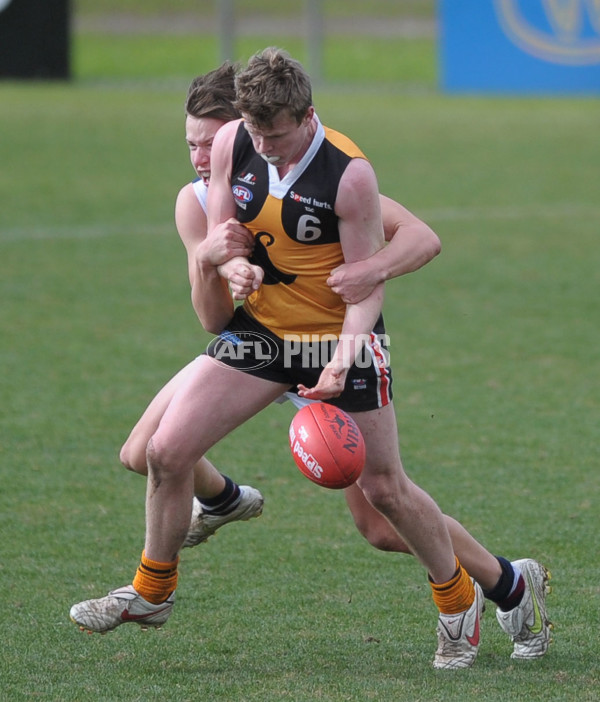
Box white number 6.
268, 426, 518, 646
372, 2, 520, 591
297, 214, 322, 242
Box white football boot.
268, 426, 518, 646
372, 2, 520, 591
496, 558, 552, 659
183, 485, 264, 547
70, 585, 174, 634
433, 581, 484, 669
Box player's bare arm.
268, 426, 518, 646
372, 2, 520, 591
176, 124, 241, 333
175, 182, 209, 284
207, 119, 264, 302
174, 181, 247, 333
175, 183, 226, 331
298, 158, 385, 400
327, 195, 441, 304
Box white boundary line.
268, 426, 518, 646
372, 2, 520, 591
1, 202, 598, 243
0, 222, 173, 243
418, 202, 600, 222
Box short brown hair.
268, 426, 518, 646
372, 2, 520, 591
234, 47, 313, 128
185, 61, 241, 122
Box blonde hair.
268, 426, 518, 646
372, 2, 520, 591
234, 47, 312, 128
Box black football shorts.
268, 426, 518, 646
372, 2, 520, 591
204, 306, 393, 412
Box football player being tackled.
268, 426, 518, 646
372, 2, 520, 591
70, 55, 551, 669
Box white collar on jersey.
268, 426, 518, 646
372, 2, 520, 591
192, 177, 208, 213
266, 113, 325, 200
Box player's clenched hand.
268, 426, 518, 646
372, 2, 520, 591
327, 260, 381, 304
218, 259, 264, 300
297, 362, 349, 400
203, 218, 254, 266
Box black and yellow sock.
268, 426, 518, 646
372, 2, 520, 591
430, 557, 475, 614
132, 550, 178, 604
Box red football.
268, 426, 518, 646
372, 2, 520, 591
288, 403, 366, 489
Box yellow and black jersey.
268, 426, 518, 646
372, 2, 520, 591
231, 116, 367, 339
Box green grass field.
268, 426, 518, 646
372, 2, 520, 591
1, 14, 600, 702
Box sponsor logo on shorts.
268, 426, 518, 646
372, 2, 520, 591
209, 330, 279, 371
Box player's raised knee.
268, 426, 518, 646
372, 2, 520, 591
119, 437, 148, 475
146, 435, 191, 478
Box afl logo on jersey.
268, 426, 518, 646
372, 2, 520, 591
233, 185, 253, 205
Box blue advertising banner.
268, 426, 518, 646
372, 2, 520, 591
439, 0, 600, 94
